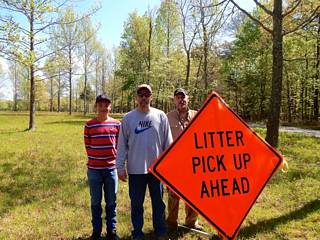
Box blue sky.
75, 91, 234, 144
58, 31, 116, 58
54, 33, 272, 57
81, 0, 255, 50
1, 0, 255, 100
78, 0, 161, 49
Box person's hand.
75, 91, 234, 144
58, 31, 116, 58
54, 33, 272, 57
117, 169, 127, 182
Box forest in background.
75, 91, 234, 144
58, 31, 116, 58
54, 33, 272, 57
0, 0, 319, 147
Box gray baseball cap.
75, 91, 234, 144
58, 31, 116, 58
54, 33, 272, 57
174, 88, 187, 96
95, 94, 111, 103
137, 84, 152, 94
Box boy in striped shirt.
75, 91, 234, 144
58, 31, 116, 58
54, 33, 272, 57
84, 94, 121, 240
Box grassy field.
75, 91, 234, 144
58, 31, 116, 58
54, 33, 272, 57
0, 112, 319, 240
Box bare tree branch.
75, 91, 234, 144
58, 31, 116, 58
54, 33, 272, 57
0, 2, 28, 16
33, 8, 100, 36
206, 0, 228, 8
283, 6, 320, 35
253, 0, 273, 15
229, 0, 273, 34
0, 52, 27, 66
210, 0, 231, 36
282, 0, 302, 17
35, 71, 69, 82
34, 44, 70, 63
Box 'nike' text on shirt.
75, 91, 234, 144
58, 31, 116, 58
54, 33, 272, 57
134, 120, 152, 134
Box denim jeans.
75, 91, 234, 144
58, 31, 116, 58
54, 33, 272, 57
128, 173, 166, 238
87, 168, 118, 235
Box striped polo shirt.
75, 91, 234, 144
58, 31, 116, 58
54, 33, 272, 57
84, 117, 121, 169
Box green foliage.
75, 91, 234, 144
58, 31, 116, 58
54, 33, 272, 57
155, 0, 181, 55
220, 17, 272, 120
281, 16, 319, 123
0, 100, 13, 110
79, 84, 95, 102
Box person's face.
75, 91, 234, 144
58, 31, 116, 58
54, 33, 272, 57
96, 101, 111, 115
174, 93, 189, 112
136, 89, 152, 108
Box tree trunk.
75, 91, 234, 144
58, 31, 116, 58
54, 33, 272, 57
266, 0, 283, 147
83, 42, 88, 116
202, 21, 208, 89
148, 15, 152, 84
68, 45, 72, 115
50, 76, 53, 112
166, 10, 170, 58
95, 55, 99, 98
101, 59, 106, 93
304, 55, 309, 122
112, 75, 116, 104
13, 61, 18, 111
28, 2, 36, 130
155, 80, 163, 108
120, 78, 124, 113
259, 74, 266, 120
314, 14, 320, 121
185, 50, 191, 86
301, 83, 305, 121
57, 69, 61, 112
285, 70, 292, 122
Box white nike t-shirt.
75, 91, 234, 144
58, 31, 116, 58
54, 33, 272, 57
116, 107, 173, 174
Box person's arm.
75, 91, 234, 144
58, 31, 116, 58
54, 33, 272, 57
84, 123, 91, 157
115, 122, 121, 146
161, 113, 173, 151
116, 118, 128, 181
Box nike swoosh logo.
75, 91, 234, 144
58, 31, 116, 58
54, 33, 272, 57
135, 126, 152, 134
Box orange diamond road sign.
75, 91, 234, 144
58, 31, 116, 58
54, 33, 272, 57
149, 92, 283, 240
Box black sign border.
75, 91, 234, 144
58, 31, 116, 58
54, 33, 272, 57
152, 92, 283, 240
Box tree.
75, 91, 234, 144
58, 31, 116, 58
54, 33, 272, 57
314, 14, 319, 121
52, 8, 83, 115
230, 0, 320, 147
156, 0, 181, 57
177, 0, 199, 86
118, 12, 151, 106
79, 83, 95, 112
9, 60, 19, 111
221, 16, 272, 120
192, 0, 231, 96
79, 17, 98, 115
0, 0, 76, 129
0, 0, 98, 128
0, 0, 54, 129
155, 0, 181, 105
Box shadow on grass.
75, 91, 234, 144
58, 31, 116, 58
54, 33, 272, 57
0, 159, 88, 217
46, 120, 86, 126
71, 229, 218, 240
0, 166, 64, 216
239, 199, 320, 238
72, 232, 156, 240
0, 128, 29, 134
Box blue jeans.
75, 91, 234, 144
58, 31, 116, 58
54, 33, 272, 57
87, 168, 118, 235
129, 173, 166, 238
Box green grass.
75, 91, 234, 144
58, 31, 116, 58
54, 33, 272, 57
0, 112, 319, 240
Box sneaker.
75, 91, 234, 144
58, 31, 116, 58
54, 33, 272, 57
132, 236, 144, 240
185, 223, 204, 231
106, 230, 119, 240
156, 235, 171, 240
167, 223, 178, 231
90, 232, 101, 240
